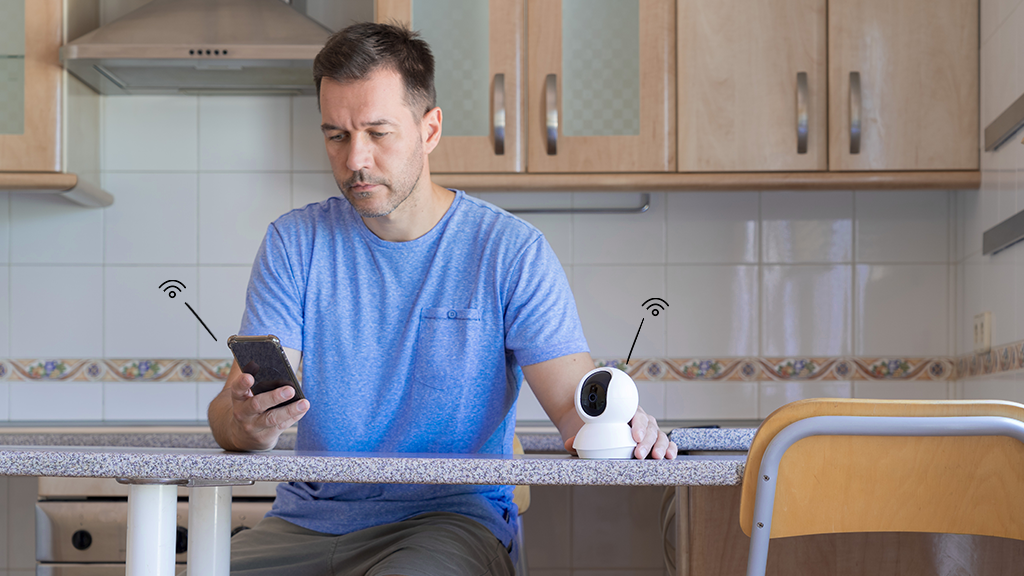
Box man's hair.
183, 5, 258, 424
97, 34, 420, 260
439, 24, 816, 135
314, 22, 436, 115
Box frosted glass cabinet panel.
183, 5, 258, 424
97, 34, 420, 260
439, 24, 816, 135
376, 0, 525, 173
0, 0, 25, 135
0, 0, 61, 172
678, 0, 827, 172
527, 0, 675, 172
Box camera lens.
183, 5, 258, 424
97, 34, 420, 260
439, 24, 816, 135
580, 371, 611, 417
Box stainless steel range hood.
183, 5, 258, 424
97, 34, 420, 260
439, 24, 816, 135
61, 0, 333, 95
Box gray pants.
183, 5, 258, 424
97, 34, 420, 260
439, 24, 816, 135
227, 513, 515, 576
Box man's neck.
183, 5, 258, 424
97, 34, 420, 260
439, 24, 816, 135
362, 181, 456, 242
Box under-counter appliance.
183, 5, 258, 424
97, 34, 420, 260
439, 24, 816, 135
35, 478, 276, 575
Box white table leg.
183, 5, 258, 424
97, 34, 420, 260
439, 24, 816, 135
126, 483, 178, 576
188, 485, 232, 576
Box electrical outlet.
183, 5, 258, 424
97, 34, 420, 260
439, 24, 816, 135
973, 311, 992, 354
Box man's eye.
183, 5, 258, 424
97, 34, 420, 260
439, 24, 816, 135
370, 132, 388, 138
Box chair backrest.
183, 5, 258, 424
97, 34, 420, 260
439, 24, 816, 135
739, 398, 1024, 541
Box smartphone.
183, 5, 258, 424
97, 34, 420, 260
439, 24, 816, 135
226, 334, 304, 409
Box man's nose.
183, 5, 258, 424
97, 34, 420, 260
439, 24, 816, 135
346, 133, 373, 173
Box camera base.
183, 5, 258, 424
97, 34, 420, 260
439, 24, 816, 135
573, 422, 637, 460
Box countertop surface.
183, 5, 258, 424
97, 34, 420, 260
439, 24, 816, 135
0, 445, 745, 486
0, 425, 756, 452
0, 426, 754, 486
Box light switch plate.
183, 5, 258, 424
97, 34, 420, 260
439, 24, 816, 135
973, 311, 992, 354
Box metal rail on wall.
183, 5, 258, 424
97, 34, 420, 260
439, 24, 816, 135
508, 193, 651, 215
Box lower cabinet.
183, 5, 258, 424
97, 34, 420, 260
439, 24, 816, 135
684, 486, 1024, 575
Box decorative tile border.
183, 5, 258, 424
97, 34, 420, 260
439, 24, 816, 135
0, 356, 957, 383
956, 339, 1024, 380
0, 359, 234, 382
596, 357, 954, 382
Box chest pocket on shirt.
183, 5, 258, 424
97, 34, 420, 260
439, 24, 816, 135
415, 307, 484, 390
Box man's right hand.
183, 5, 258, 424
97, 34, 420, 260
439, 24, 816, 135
208, 360, 309, 452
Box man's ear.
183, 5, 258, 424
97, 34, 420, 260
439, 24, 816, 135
422, 106, 442, 154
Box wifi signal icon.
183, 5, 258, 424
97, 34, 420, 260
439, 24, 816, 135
159, 279, 186, 299
643, 297, 669, 317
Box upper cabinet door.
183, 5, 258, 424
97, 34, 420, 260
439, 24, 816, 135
829, 0, 978, 171
527, 0, 675, 173
677, 0, 826, 172
0, 0, 61, 172
376, 0, 525, 173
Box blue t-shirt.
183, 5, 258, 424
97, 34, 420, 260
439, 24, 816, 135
239, 190, 589, 550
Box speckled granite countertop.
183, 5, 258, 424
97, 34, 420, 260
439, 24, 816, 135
0, 446, 745, 486
0, 426, 756, 453
0, 426, 754, 486
669, 428, 756, 452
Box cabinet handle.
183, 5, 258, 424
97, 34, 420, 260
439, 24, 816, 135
545, 74, 558, 155
493, 74, 505, 155
796, 72, 808, 154
849, 71, 861, 154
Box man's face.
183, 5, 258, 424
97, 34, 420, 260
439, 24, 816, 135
319, 69, 428, 218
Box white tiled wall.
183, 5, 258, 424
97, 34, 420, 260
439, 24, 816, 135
958, 0, 1024, 401
1, 75, 957, 424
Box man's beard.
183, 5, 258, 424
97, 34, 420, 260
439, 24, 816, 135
337, 144, 424, 218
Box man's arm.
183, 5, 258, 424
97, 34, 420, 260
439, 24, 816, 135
522, 352, 677, 460
208, 347, 309, 452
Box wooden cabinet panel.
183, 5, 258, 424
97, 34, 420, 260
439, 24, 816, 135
828, 0, 978, 171
376, 0, 525, 173
527, 0, 675, 173
0, 0, 62, 172
677, 0, 827, 172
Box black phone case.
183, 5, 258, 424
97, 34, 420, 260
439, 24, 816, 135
226, 335, 304, 409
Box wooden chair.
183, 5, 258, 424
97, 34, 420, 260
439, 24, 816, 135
740, 398, 1024, 576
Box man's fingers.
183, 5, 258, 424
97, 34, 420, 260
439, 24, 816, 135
634, 420, 659, 459
649, 429, 671, 459
258, 399, 309, 433
564, 436, 578, 456
229, 372, 255, 400
631, 410, 671, 460
250, 385, 295, 414
630, 408, 650, 444
268, 399, 309, 431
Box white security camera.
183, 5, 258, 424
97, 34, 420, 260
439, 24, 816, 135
572, 367, 639, 459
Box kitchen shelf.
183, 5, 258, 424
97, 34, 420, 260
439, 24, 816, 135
433, 171, 980, 192
0, 172, 114, 207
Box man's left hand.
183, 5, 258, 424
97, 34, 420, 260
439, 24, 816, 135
630, 406, 677, 460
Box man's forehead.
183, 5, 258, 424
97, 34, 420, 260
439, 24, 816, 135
319, 73, 415, 127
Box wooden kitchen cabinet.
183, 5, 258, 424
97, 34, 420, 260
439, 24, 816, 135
678, 0, 977, 173
828, 0, 978, 170
527, 0, 675, 172
380, 0, 674, 174
0, 0, 62, 172
375, 0, 525, 173
677, 0, 827, 172
0, 0, 109, 206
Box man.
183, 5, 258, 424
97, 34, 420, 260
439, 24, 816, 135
209, 22, 677, 576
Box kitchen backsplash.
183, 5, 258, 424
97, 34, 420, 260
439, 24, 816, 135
0, 92, 961, 423
955, 0, 1024, 406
